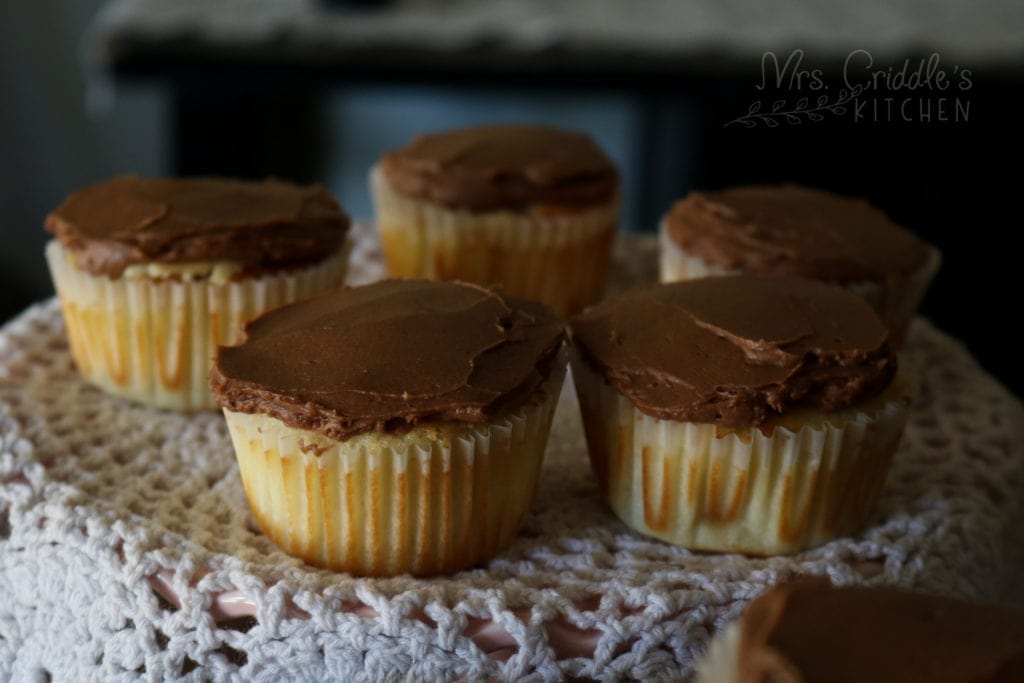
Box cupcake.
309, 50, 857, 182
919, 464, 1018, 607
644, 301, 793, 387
570, 275, 910, 555
371, 124, 621, 316
209, 279, 567, 576
44, 176, 350, 411
695, 578, 1024, 683
660, 185, 940, 339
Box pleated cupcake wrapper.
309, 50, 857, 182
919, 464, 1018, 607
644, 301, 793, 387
570, 348, 910, 555
659, 222, 941, 341
845, 247, 941, 343
371, 164, 619, 316
45, 239, 351, 411
223, 354, 567, 577
658, 224, 731, 281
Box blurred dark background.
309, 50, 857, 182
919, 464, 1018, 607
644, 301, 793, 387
2, 1, 1022, 394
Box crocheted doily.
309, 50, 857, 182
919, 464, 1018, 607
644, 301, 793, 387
2, 226, 1023, 681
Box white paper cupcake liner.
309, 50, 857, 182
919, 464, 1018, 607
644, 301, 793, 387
223, 351, 567, 577
658, 223, 728, 281
659, 221, 941, 341
45, 239, 351, 411
370, 164, 619, 315
846, 247, 941, 342
570, 347, 910, 555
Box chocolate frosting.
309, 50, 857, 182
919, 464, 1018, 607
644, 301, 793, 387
211, 279, 565, 440
664, 185, 931, 283
570, 275, 895, 427
738, 578, 1024, 683
379, 124, 618, 211
45, 176, 349, 277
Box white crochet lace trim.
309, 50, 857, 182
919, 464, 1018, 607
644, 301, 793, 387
2, 225, 1023, 681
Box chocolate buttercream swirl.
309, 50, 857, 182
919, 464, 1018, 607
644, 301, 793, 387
664, 185, 930, 283
211, 279, 566, 440
45, 176, 349, 277
571, 275, 896, 428
379, 124, 618, 211
738, 579, 1024, 683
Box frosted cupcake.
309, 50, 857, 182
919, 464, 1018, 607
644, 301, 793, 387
570, 275, 910, 555
660, 185, 940, 339
44, 176, 350, 411
371, 124, 621, 316
210, 279, 567, 576
696, 578, 1024, 683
